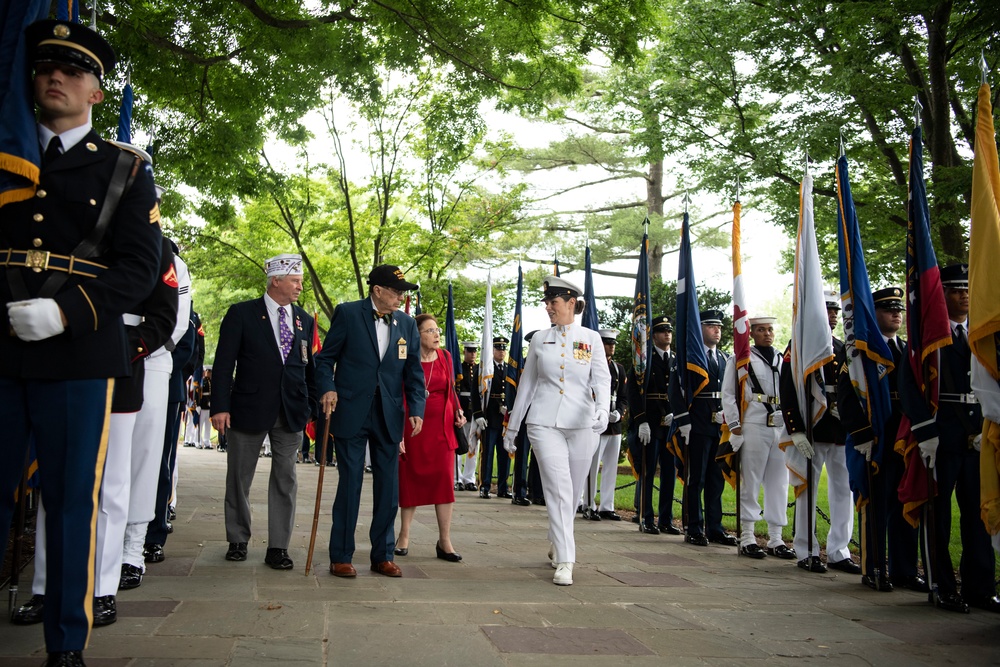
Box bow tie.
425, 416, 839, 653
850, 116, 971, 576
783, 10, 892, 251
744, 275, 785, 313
372, 311, 392, 325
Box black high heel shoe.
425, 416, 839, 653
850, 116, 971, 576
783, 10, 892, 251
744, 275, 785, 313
393, 546, 408, 556
435, 541, 462, 562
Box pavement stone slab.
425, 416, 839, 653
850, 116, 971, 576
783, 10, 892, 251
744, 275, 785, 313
482, 625, 655, 656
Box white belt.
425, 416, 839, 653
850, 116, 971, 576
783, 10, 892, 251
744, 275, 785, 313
696, 392, 722, 399
940, 392, 979, 405
122, 313, 142, 326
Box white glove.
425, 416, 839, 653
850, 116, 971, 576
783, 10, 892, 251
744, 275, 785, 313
919, 437, 939, 469
713, 411, 725, 424
973, 434, 982, 452
855, 440, 873, 462
500, 405, 508, 416
662, 413, 674, 427
790, 432, 814, 459
592, 409, 609, 434
637, 422, 651, 445
679, 424, 692, 441
729, 433, 744, 453
475, 417, 488, 431
503, 433, 517, 454
608, 410, 621, 424
8, 298, 65, 342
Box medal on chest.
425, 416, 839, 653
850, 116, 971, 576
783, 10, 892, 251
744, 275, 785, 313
573, 341, 592, 363
398, 337, 407, 360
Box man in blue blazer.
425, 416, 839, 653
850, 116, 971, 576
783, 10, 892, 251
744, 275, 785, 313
316, 265, 426, 578
211, 254, 316, 570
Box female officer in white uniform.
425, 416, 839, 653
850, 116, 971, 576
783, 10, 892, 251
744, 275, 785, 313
504, 276, 611, 585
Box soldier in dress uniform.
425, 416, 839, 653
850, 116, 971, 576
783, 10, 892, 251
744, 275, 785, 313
455, 342, 481, 491
836, 288, 917, 587
782, 290, 859, 575
628, 315, 676, 534
900, 264, 1000, 613
582, 329, 627, 520
674, 310, 739, 546
199, 366, 214, 448
0, 20, 162, 666
479, 336, 511, 498
722, 316, 794, 559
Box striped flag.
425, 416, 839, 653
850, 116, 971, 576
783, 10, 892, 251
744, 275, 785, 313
731, 199, 751, 415
479, 273, 494, 405
836, 154, 893, 505
896, 125, 952, 526
581, 245, 599, 331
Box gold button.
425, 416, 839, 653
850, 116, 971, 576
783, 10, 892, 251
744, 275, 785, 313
560, 365, 565, 369
561, 343, 566, 347
32, 238, 42, 247
89, 198, 97, 206
561, 353, 565, 357
560, 390, 564, 394
32, 213, 43, 222
559, 377, 564, 382
36, 189, 46, 198
137, 347, 144, 353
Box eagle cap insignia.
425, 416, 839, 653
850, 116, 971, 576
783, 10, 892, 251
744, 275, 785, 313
86, 142, 97, 151
53, 24, 70, 39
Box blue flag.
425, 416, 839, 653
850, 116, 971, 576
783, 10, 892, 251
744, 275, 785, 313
0, 0, 49, 208
836, 154, 894, 502
445, 283, 461, 382
630, 230, 653, 395
117, 82, 134, 143
505, 265, 525, 407
581, 245, 599, 331
414, 289, 422, 316
676, 211, 709, 407
56, 0, 80, 22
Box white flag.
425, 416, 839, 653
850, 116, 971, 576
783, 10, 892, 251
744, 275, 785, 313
479, 272, 494, 404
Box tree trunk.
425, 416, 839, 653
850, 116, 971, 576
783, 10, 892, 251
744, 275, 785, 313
647, 159, 665, 278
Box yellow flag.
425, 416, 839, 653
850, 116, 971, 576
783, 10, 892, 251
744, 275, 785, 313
969, 83, 1000, 380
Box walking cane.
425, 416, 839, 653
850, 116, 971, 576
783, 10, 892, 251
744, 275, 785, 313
305, 414, 333, 576
8, 450, 31, 617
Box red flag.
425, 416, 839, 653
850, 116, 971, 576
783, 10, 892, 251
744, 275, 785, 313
311, 311, 322, 355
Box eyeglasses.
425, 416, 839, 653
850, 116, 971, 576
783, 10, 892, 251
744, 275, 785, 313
378, 285, 409, 298
420, 328, 443, 335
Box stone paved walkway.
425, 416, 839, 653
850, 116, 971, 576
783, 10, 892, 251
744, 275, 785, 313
2, 447, 998, 666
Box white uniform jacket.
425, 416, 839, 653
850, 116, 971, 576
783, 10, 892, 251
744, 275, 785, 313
722, 347, 783, 428
506, 324, 611, 434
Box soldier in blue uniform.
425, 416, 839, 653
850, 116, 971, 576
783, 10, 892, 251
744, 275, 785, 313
675, 310, 739, 546
0, 19, 162, 666
479, 336, 511, 498
900, 264, 1000, 613
628, 315, 676, 534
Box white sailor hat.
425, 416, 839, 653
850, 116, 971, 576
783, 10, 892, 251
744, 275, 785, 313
265, 254, 304, 277
598, 328, 618, 342
824, 289, 840, 310
461, 341, 479, 350
542, 276, 583, 300
748, 316, 777, 327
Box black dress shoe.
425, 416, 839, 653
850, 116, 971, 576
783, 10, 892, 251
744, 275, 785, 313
639, 522, 660, 535
598, 510, 622, 521
92, 595, 117, 627
167, 506, 176, 521
464, 483, 477, 492
968, 595, 1000, 613
264, 548, 294, 570
861, 574, 894, 592
44, 651, 85, 666
225, 542, 248, 561
767, 544, 797, 560
583, 508, 602, 521
533, 497, 546, 506
393, 546, 409, 556
827, 558, 861, 574
576, 504, 586, 514
11, 594, 44, 625
797, 556, 827, 573
511, 496, 531, 506
435, 541, 462, 562
936, 593, 970, 613
708, 533, 739, 546
166, 521, 173, 534
630, 514, 640, 524
684, 533, 709, 547
497, 491, 513, 499
143, 543, 165, 563
658, 523, 682, 535
119, 563, 143, 590
454, 482, 463, 491
479, 488, 491, 499
740, 543, 766, 559
891, 574, 929, 592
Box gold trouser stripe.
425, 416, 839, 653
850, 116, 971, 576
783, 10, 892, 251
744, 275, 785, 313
84, 379, 114, 648
859, 505, 869, 576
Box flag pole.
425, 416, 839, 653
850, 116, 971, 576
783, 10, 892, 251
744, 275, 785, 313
802, 150, 815, 565
733, 176, 742, 556
680, 193, 692, 535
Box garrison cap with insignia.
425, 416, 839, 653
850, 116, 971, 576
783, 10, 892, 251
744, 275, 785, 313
940, 263, 969, 289
542, 276, 583, 300
700, 309, 724, 325
824, 289, 840, 310
598, 328, 619, 343
872, 287, 904, 311
493, 335, 509, 350
26, 19, 116, 80
651, 315, 673, 332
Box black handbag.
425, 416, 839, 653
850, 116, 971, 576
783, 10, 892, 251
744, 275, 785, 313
454, 425, 469, 456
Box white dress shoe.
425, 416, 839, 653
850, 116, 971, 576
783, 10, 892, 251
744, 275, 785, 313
553, 562, 573, 586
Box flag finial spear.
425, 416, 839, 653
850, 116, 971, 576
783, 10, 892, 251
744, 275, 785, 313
682, 192, 691, 214
980, 50, 990, 86
804, 148, 810, 177
735, 174, 740, 204
642, 215, 649, 236
90, 2, 98, 28
838, 128, 846, 159
914, 95, 923, 128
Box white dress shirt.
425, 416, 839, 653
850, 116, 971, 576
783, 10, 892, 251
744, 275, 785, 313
264, 292, 292, 362
369, 297, 390, 359
38, 122, 92, 154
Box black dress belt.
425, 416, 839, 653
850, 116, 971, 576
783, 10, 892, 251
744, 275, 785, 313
2, 249, 106, 278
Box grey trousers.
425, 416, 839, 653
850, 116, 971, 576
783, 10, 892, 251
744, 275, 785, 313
224, 415, 300, 548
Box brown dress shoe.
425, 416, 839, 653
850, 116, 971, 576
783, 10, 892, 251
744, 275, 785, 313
370, 561, 402, 577
330, 562, 357, 577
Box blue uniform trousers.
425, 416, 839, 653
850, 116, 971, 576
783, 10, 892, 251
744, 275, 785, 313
480, 425, 510, 495
0, 378, 113, 652
684, 433, 725, 537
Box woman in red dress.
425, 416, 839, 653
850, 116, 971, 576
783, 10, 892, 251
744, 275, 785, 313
396, 314, 467, 561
